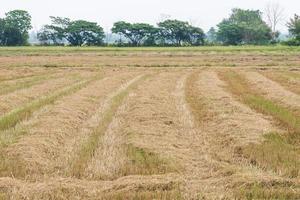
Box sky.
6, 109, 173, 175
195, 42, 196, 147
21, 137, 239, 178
0, 0, 299, 33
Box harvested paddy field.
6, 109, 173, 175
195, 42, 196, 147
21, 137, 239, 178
0, 47, 300, 199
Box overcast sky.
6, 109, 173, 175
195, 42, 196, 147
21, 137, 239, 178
0, 0, 299, 33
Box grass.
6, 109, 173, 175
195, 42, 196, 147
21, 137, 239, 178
219, 70, 300, 196
262, 71, 300, 95
70, 75, 149, 178
0, 193, 7, 200
122, 144, 177, 176
0, 46, 299, 56
0, 74, 101, 131
242, 133, 300, 178
0, 185, 182, 200
218, 70, 300, 134
0, 71, 65, 95
99, 189, 182, 200
0, 71, 50, 82
185, 71, 211, 125
235, 181, 300, 199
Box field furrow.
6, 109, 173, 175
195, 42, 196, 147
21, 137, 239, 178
0, 174, 181, 200
0, 48, 299, 199
102, 71, 223, 198
261, 70, 300, 95
0, 70, 140, 179
243, 71, 300, 109
68, 74, 148, 178
0, 72, 101, 132
186, 70, 290, 198
218, 69, 300, 197
0, 71, 61, 96
0, 67, 55, 82
0, 71, 89, 116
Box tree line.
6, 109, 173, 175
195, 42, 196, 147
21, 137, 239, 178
0, 8, 299, 46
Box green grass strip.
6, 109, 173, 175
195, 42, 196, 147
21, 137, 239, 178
220, 70, 300, 179
220, 71, 300, 134
0, 74, 101, 131
123, 144, 176, 176
0, 71, 63, 95
236, 181, 300, 200
70, 74, 149, 178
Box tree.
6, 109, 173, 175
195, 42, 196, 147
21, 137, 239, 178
38, 17, 104, 46
112, 21, 157, 46
158, 19, 190, 45
187, 26, 205, 45
287, 14, 300, 40
0, 18, 5, 45
265, 2, 284, 41
285, 14, 300, 45
5, 10, 32, 34
206, 27, 218, 44
157, 19, 205, 46
37, 16, 70, 45
0, 10, 32, 46
66, 20, 104, 46
217, 20, 243, 45
217, 8, 272, 45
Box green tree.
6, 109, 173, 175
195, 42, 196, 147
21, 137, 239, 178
0, 18, 5, 45
206, 27, 218, 44
38, 17, 104, 46
157, 19, 190, 45
187, 26, 205, 45
37, 17, 70, 45
2, 26, 24, 46
0, 10, 32, 46
112, 21, 157, 46
66, 20, 104, 46
217, 21, 243, 45
5, 10, 32, 33
287, 14, 300, 41
217, 8, 272, 45
157, 19, 204, 46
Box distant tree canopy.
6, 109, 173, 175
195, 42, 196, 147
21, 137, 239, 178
157, 19, 204, 46
216, 8, 272, 45
38, 17, 104, 46
37, 17, 70, 45
0, 10, 32, 46
1, 8, 299, 46
111, 20, 204, 46
288, 15, 300, 40
206, 27, 218, 44
112, 21, 158, 46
